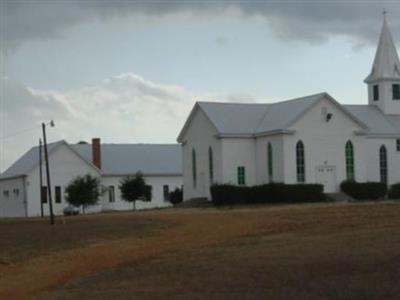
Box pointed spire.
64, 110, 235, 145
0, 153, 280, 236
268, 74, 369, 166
365, 13, 400, 83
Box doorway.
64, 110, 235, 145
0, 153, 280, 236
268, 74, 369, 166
315, 166, 337, 193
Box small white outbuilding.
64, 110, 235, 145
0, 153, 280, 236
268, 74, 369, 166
0, 139, 182, 217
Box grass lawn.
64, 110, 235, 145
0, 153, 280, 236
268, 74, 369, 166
0, 213, 168, 265
1, 202, 400, 299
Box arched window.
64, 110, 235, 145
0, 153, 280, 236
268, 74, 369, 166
345, 141, 355, 181
208, 147, 214, 184
267, 143, 273, 181
296, 141, 305, 183
380, 145, 388, 184
192, 148, 197, 188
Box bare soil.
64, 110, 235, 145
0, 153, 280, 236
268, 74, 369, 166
1, 202, 400, 299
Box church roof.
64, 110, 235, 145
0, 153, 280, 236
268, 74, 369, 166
72, 143, 182, 176
0, 142, 182, 180
344, 105, 400, 135
364, 16, 400, 83
183, 93, 366, 139
197, 93, 322, 136
178, 92, 400, 141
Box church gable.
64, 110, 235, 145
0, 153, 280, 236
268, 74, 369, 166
287, 94, 367, 133
177, 104, 220, 143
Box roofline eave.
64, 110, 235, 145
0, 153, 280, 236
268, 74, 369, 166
0, 174, 27, 182
363, 133, 400, 138
102, 173, 182, 177
364, 76, 400, 83
216, 129, 295, 139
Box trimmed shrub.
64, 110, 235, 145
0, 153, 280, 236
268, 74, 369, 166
388, 183, 400, 200
340, 181, 387, 200
169, 187, 183, 205
210, 183, 325, 206
210, 184, 250, 206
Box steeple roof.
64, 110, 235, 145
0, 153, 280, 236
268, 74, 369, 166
365, 15, 400, 83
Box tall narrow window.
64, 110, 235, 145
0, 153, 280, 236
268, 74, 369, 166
393, 84, 400, 100
380, 145, 388, 184
373, 85, 379, 101
192, 148, 197, 188
163, 185, 169, 201
41, 186, 48, 203
397, 139, 400, 152
267, 143, 273, 181
345, 141, 355, 181
296, 141, 305, 183
109, 186, 115, 203
55, 186, 61, 203
237, 166, 246, 185
208, 147, 214, 184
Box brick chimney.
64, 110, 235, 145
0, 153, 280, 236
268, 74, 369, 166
92, 138, 101, 169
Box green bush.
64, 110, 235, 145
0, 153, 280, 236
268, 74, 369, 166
210, 183, 325, 206
388, 183, 400, 199
169, 187, 183, 205
340, 181, 387, 200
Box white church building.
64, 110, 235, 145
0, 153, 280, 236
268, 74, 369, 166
0, 139, 182, 217
178, 17, 400, 200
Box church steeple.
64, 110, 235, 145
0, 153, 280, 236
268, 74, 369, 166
365, 13, 400, 115
365, 13, 400, 83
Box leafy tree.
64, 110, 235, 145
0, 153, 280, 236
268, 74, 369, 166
65, 174, 101, 213
119, 172, 152, 209
169, 187, 183, 205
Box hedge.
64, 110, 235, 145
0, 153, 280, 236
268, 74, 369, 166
210, 183, 325, 206
388, 183, 400, 200
340, 181, 387, 200
169, 187, 183, 205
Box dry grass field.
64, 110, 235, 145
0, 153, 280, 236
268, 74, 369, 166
1, 202, 400, 299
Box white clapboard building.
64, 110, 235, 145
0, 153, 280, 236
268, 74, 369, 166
178, 17, 400, 201
0, 139, 182, 217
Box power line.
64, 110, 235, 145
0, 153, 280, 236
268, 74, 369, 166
0, 124, 41, 140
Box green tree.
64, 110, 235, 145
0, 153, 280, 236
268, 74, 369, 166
65, 174, 101, 213
119, 172, 152, 210
169, 187, 183, 205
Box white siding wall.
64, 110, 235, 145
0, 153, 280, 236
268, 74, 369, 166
0, 177, 26, 217
255, 135, 284, 184
283, 98, 367, 191
221, 138, 256, 186
25, 144, 101, 217
101, 175, 182, 210
181, 108, 221, 200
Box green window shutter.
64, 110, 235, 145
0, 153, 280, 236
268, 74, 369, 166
237, 166, 246, 185
208, 147, 214, 184
296, 141, 306, 183
380, 145, 388, 185
192, 149, 197, 188
393, 84, 400, 100
267, 143, 273, 181
345, 141, 355, 181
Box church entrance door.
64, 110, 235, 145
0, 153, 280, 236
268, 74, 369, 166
315, 166, 337, 193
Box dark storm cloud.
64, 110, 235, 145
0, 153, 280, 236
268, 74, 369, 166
1, 0, 399, 51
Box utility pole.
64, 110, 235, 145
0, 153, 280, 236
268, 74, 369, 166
42, 122, 55, 225
39, 139, 44, 218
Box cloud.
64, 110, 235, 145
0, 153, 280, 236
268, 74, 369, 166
0, 73, 205, 171
0, 72, 260, 171
2, 1, 399, 53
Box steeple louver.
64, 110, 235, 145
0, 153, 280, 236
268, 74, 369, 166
365, 16, 400, 83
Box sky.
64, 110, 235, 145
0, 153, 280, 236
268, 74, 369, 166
1, 0, 400, 172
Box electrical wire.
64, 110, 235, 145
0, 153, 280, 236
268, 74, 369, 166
0, 124, 41, 141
